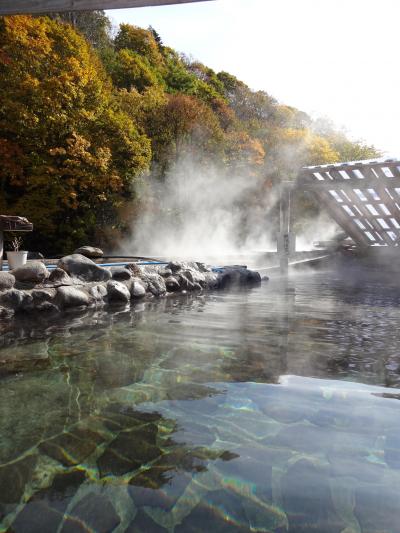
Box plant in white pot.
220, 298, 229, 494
6, 234, 28, 270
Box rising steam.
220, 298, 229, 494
122, 153, 278, 261
121, 144, 343, 261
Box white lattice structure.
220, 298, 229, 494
298, 158, 400, 248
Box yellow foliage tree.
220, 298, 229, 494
0, 15, 151, 252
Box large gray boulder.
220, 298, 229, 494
0, 272, 15, 292
58, 254, 111, 283
183, 268, 206, 287
31, 288, 59, 312
217, 267, 261, 289
12, 262, 48, 283
110, 267, 132, 281
73, 246, 103, 258
107, 280, 131, 303
0, 289, 33, 312
203, 271, 219, 289
165, 276, 180, 292
47, 268, 72, 286
130, 279, 146, 299
167, 261, 182, 273
137, 267, 166, 297
177, 273, 196, 291
89, 284, 108, 301
158, 268, 173, 278
0, 306, 13, 319
163, 262, 207, 289
57, 286, 90, 308
31, 288, 57, 304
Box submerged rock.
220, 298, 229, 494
73, 246, 103, 258
39, 432, 96, 466
58, 254, 111, 283
97, 424, 161, 477
0, 454, 37, 504
0, 272, 15, 292
61, 492, 120, 532
12, 261, 48, 283
10, 470, 86, 533
35, 301, 60, 313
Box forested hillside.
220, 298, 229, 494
0, 12, 380, 253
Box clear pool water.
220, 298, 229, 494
1, 269, 400, 532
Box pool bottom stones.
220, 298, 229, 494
1, 379, 399, 533
0, 254, 263, 320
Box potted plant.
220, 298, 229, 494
6, 233, 28, 270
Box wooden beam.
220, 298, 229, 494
311, 190, 370, 248
300, 159, 400, 176
0, 0, 212, 16
340, 187, 395, 245
299, 176, 400, 192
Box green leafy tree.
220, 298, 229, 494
46, 10, 112, 50
111, 49, 161, 92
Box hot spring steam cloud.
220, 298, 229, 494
123, 155, 278, 260
121, 152, 341, 260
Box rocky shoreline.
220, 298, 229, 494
0, 253, 262, 321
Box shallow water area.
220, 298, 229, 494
1, 269, 400, 532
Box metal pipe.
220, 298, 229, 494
0, 231, 3, 272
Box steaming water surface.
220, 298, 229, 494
1, 270, 400, 532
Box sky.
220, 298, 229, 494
107, 0, 400, 156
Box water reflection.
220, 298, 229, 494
1, 270, 400, 531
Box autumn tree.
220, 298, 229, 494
114, 23, 164, 69
143, 94, 224, 175
0, 15, 151, 252
111, 49, 161, 92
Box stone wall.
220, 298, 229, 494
0, 254, 262, 320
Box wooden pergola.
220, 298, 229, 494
297, 158, 400, 248
0, 0, 211, 16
